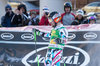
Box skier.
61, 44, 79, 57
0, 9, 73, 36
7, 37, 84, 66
34, 11, 68, 66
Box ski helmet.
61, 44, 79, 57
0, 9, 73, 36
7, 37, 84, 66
48, 11, 62, 23
87, 12, 96, 17
64, 2, 72, 11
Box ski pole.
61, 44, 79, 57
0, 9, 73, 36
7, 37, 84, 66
33, 29, 40, 66
62, 55, 66, 66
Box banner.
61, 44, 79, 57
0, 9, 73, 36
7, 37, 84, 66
0, 24, 100, 66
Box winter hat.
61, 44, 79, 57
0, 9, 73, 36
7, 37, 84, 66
43, 6, 49, 13
87, 12, 97, 18
87, 12, 97, 22
5, 4, 12, 11
87, 16, 96, 20
76, 9, 84, 16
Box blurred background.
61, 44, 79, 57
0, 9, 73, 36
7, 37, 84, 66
0, 0, 100, 24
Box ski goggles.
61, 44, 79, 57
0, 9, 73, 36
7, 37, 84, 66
48, 17, 62, 23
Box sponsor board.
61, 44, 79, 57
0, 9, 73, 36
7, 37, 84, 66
0, 31, 99, 42
22, 45, 90, 66
0, 25, 100, 66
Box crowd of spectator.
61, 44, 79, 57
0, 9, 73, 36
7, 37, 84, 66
1, 2, 97, 27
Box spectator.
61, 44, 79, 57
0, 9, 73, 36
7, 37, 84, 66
61, 2, 75, 25
39, 6, 50, 25
1, 4, 14, 27
28, 11, 39, 25
18, 4, 28, 16
87, 16, 96, 24
83, 12, 97, 24
71, 9, 85, 25
11, 4, 29, 27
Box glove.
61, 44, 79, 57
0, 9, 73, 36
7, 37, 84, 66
33, 29, 45, 37
33, 29, 39, 35
39, 32, 45, 37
